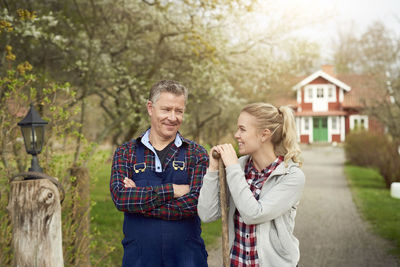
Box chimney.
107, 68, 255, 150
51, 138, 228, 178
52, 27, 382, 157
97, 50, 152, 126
321, 64, 335, 77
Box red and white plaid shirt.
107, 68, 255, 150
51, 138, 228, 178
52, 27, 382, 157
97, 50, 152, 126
230, 156, 283, 267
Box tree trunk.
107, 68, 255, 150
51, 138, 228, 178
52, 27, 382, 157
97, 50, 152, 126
70, 166, 91, 267
7, 179, 63, 267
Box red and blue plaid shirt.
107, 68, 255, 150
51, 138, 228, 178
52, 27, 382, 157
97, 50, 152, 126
230, 156, 283, 267
110, 130, 209, 220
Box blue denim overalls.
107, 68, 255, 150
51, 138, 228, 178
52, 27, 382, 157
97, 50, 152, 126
121, 142, 208, 267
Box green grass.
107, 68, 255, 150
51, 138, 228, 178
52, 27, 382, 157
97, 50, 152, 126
89, 149, 221, 265
344, 165, 400, 259
201, 219, 222, 248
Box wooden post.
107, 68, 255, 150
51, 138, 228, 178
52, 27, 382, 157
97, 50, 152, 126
7, 178, 63, 267
212, 151, 230, 267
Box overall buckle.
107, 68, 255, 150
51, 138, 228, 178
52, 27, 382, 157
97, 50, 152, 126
172, 161, 185, 171
134, 163, 146, 173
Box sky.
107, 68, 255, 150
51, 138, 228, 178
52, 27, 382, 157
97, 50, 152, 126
287, 0, 400, 61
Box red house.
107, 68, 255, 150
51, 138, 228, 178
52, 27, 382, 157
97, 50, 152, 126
291, 65, 383, 143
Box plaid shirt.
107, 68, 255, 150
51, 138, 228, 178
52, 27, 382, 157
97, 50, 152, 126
110, 130, 209, 221
230, 156, 283, 267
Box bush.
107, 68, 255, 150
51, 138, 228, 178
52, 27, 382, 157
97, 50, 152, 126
345, 130, 400, 188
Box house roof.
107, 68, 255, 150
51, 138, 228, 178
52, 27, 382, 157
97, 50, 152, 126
292, 70, 351, 91
335, 74, 384, 108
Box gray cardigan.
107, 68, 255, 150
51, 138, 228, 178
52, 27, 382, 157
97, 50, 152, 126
198, 155, 305, 267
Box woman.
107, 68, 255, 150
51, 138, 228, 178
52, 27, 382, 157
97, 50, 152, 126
198, 103, 305, 267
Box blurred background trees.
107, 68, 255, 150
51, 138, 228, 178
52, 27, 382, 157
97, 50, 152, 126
1, 0, 322, 147
333, 21, 400, 142
2, 0, 400, 265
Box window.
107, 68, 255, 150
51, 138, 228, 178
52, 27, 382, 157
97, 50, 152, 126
308, 88, 313, 100
304, 118, 309, 130
332, 117, 337, 130
322, 118, 327, 128
350, 115, 368, 131
328, 87, 333, 98
354, 120, 359, 129
313, 118, 319, 128
317, 88, 324, 98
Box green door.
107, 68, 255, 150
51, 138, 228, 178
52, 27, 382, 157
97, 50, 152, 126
313, 117, 328, 142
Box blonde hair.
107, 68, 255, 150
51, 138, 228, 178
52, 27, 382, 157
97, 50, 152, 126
241, 103, 302, 166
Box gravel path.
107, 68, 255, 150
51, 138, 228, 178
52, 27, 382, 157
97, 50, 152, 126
206, 145, 399, 267
295, 145, 399, 267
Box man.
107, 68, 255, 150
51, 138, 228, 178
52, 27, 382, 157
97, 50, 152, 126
110, 80, 209, 267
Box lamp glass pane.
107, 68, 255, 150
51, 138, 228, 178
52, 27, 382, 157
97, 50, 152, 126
21, 126, 34, 154
33, 125, 44, 153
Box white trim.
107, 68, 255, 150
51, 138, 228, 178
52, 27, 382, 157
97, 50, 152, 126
328, 117, 332, 142
340, 116, 345, 142
309, 117, 313, 143
292, 70, 351, 91
339, 88, 344, 102
329, 116, 340, 140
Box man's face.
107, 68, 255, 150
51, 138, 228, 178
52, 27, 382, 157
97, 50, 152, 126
147, 92, 186, 140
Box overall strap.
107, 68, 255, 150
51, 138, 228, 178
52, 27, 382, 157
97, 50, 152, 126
134, 142, 146, 173
172, 145, 186, 171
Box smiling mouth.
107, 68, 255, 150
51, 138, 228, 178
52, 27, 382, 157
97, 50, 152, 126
164, 124, 178, 129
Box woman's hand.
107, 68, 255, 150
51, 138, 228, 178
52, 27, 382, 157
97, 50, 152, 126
215, 144, 238, 167
208, 146, 219, 171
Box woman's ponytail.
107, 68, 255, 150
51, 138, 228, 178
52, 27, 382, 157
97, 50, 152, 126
241, 103, 302, 166
276, 106, 302, 166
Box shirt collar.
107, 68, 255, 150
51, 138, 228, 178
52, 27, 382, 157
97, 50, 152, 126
138, 128, 187, 149
248, 156, 283, 174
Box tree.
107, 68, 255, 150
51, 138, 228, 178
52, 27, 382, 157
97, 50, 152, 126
333, 21, 400, 142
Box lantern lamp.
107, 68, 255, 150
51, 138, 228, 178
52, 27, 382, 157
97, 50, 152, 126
17, 104, 48, 173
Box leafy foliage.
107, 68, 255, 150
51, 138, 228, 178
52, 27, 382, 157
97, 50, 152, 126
0, 10, 102, 266
345, 130, 400, 188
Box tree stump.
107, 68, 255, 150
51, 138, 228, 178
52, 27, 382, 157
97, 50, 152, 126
7, 178, 63, 267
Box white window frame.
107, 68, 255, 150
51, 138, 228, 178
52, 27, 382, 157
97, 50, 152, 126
304, 86, 314, 102
327, 85, 336, 102
316, 87, 324, 98
304, 117, 310, 131
301, 117, 311, 134
329, 116, 340, 134
332, 116, 337, 130
304, 84, 337, 103
349, 115, 369, 130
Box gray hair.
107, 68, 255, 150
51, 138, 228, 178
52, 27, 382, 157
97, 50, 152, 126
149, 80, 188, 104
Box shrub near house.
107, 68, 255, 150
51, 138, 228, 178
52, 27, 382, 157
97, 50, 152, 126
345, 130, 400, 188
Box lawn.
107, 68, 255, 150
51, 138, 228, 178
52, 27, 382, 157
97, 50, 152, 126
89, 149, 221, 266
344, 165, 400, 259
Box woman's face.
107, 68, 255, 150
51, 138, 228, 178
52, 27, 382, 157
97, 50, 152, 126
234, 112, 264, 155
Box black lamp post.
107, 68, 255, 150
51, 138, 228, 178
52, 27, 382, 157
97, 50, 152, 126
17, 104, 48, 174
